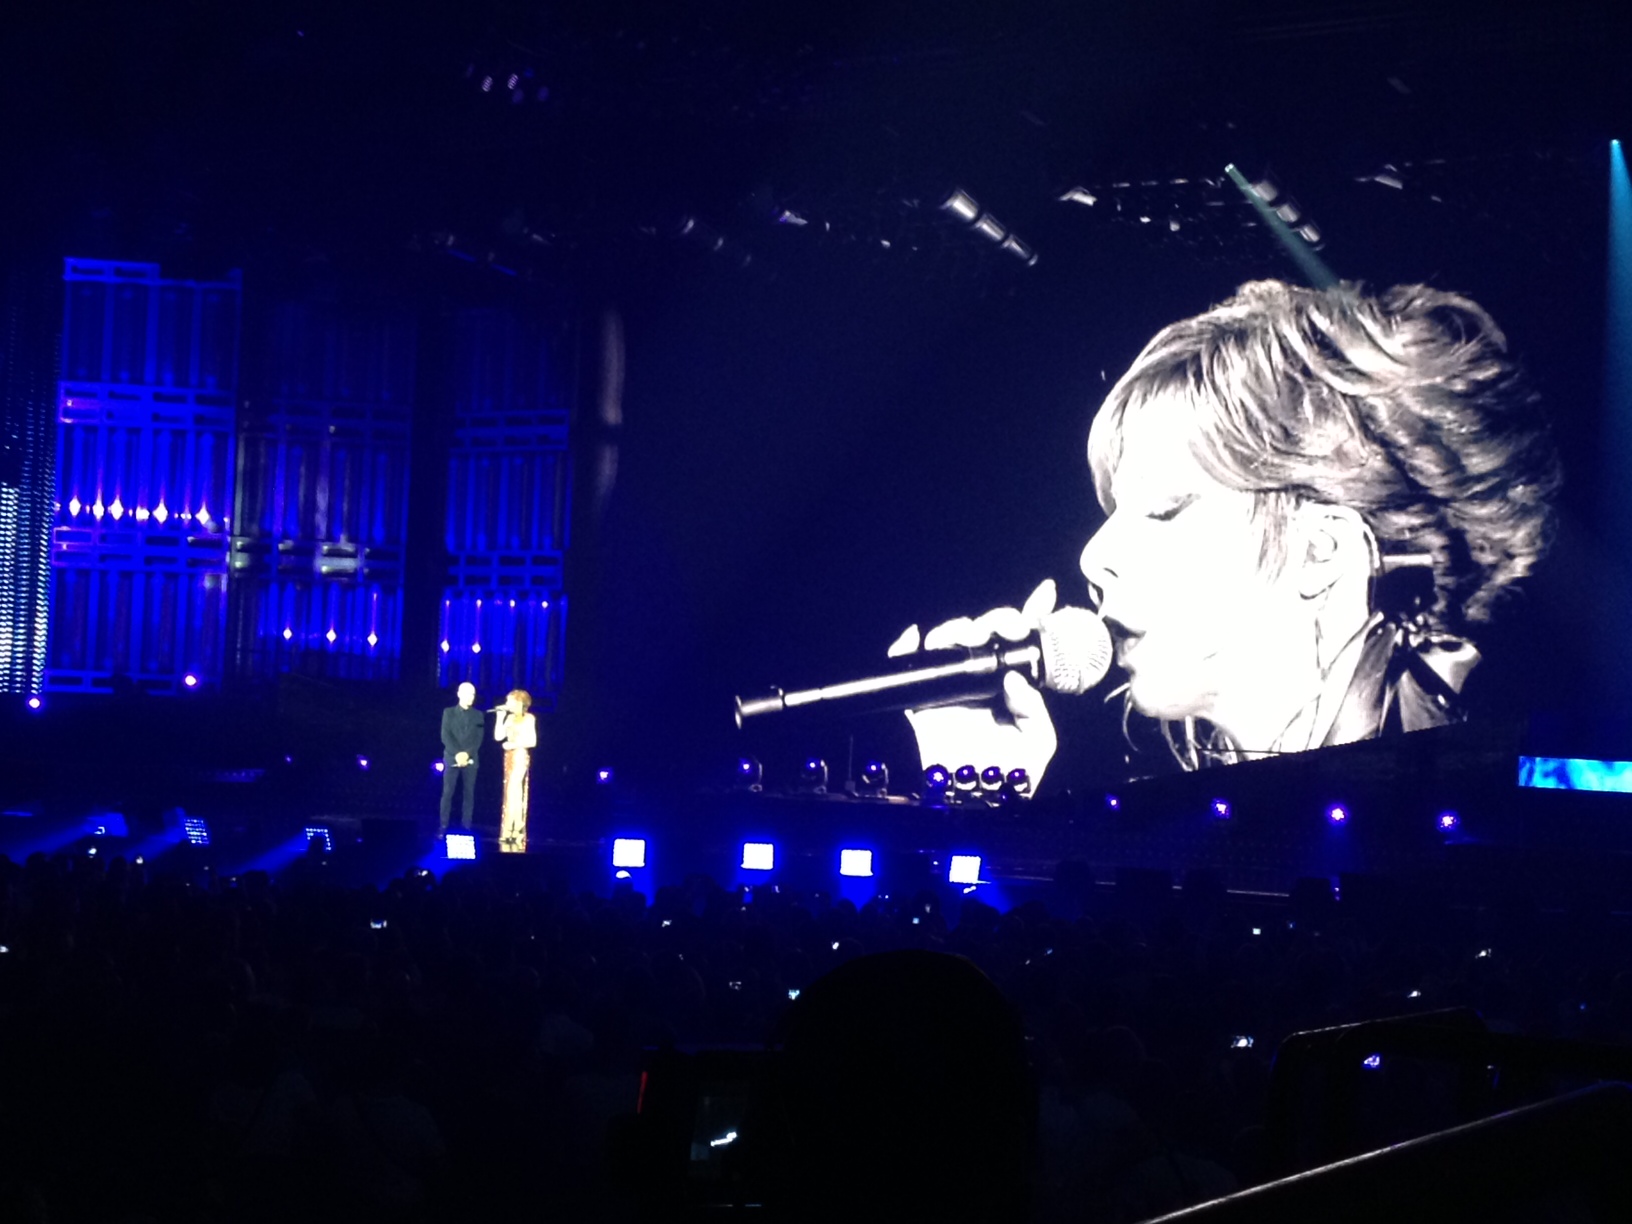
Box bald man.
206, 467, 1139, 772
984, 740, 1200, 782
438, 682, 485, 835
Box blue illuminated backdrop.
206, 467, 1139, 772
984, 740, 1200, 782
438, 310, 568, 705
229, 302, 415, 680
47, 260, 240, 693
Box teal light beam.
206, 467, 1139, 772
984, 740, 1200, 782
1604, 140, 1632, 543
1224, 163, 1337, 289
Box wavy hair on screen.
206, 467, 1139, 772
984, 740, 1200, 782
1087, 279, 1560, 635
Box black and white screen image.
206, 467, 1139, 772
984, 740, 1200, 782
882, 278, 1559, 788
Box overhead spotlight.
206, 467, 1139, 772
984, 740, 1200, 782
736, 756, 763, 791
1295, 222, 1323, 245
923, 764, 951, 795
979, 766, 1005, 793
1059, 187, 1098, 207
940, 188, 981, 224
1000, 234, 1038, 265
1249, 173, 1283, 204
953, 765, 980, 793
859, 760, 889, 797
972, 214, 1007, 243
799, 757, 829, 794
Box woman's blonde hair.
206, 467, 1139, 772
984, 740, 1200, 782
506, 689, 533, 711
1088, 279, 1559, 634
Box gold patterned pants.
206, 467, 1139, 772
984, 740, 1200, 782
500, 748, 530, 852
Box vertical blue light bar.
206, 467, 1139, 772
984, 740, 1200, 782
1608, 140, 1632, 511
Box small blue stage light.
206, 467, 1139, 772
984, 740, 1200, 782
948, 854, 982, 885
357, 756, 370, 771
1437, 810, 1460, 831
839, 849, 874, 878
923, 764, 952, 792
445, 832, 476, 860
26, 696, 42, 711
1362, 1053, 1383, 1070
1327, 804, 1348, 825
612, 838, 647, 869
741, 842, 775, 871
1211, 798, 1231, 819
87, 812, 129, 838
596, 768, 614, 784
183, 673, 199, 688
1105, 793, 1120, 810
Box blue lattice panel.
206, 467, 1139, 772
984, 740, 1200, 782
56, 387, 236, 534
61, 261, 239, 391
445, 416, 570, 555
47, 557, 226, 692
437, 589, 564, 703
48, 260, 240, 693
235, 399, 411, 557
231, 576, 402, 681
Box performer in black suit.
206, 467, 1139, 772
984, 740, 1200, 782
438, 681, 485, 835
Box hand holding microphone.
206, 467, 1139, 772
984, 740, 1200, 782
891, 579, 1108, 793
732, 577, 1112, 796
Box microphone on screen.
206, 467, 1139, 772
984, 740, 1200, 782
733, 606, 1114, 727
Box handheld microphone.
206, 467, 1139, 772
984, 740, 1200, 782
734, 606, 1113, 727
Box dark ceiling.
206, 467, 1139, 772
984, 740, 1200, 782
1, 0, 1622, 290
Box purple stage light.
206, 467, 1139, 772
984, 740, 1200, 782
433, 761, 445, 774
26, 696, 42, 711
1105, 793, 1120, 810
597, 768, 614, 784
1438, 810, 1460, 831
182, 673, 199, 688
924, 764, 952, 792
357, 756, 370, 771
1327, 804, 1348, 825
1211, 798, 1231, 819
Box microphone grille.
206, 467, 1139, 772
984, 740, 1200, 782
1040, 606, 1114, 696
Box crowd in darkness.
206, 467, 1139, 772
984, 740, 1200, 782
2, 842, 1631, 1223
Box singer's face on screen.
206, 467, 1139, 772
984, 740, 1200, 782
1078, 398, 1317, 728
